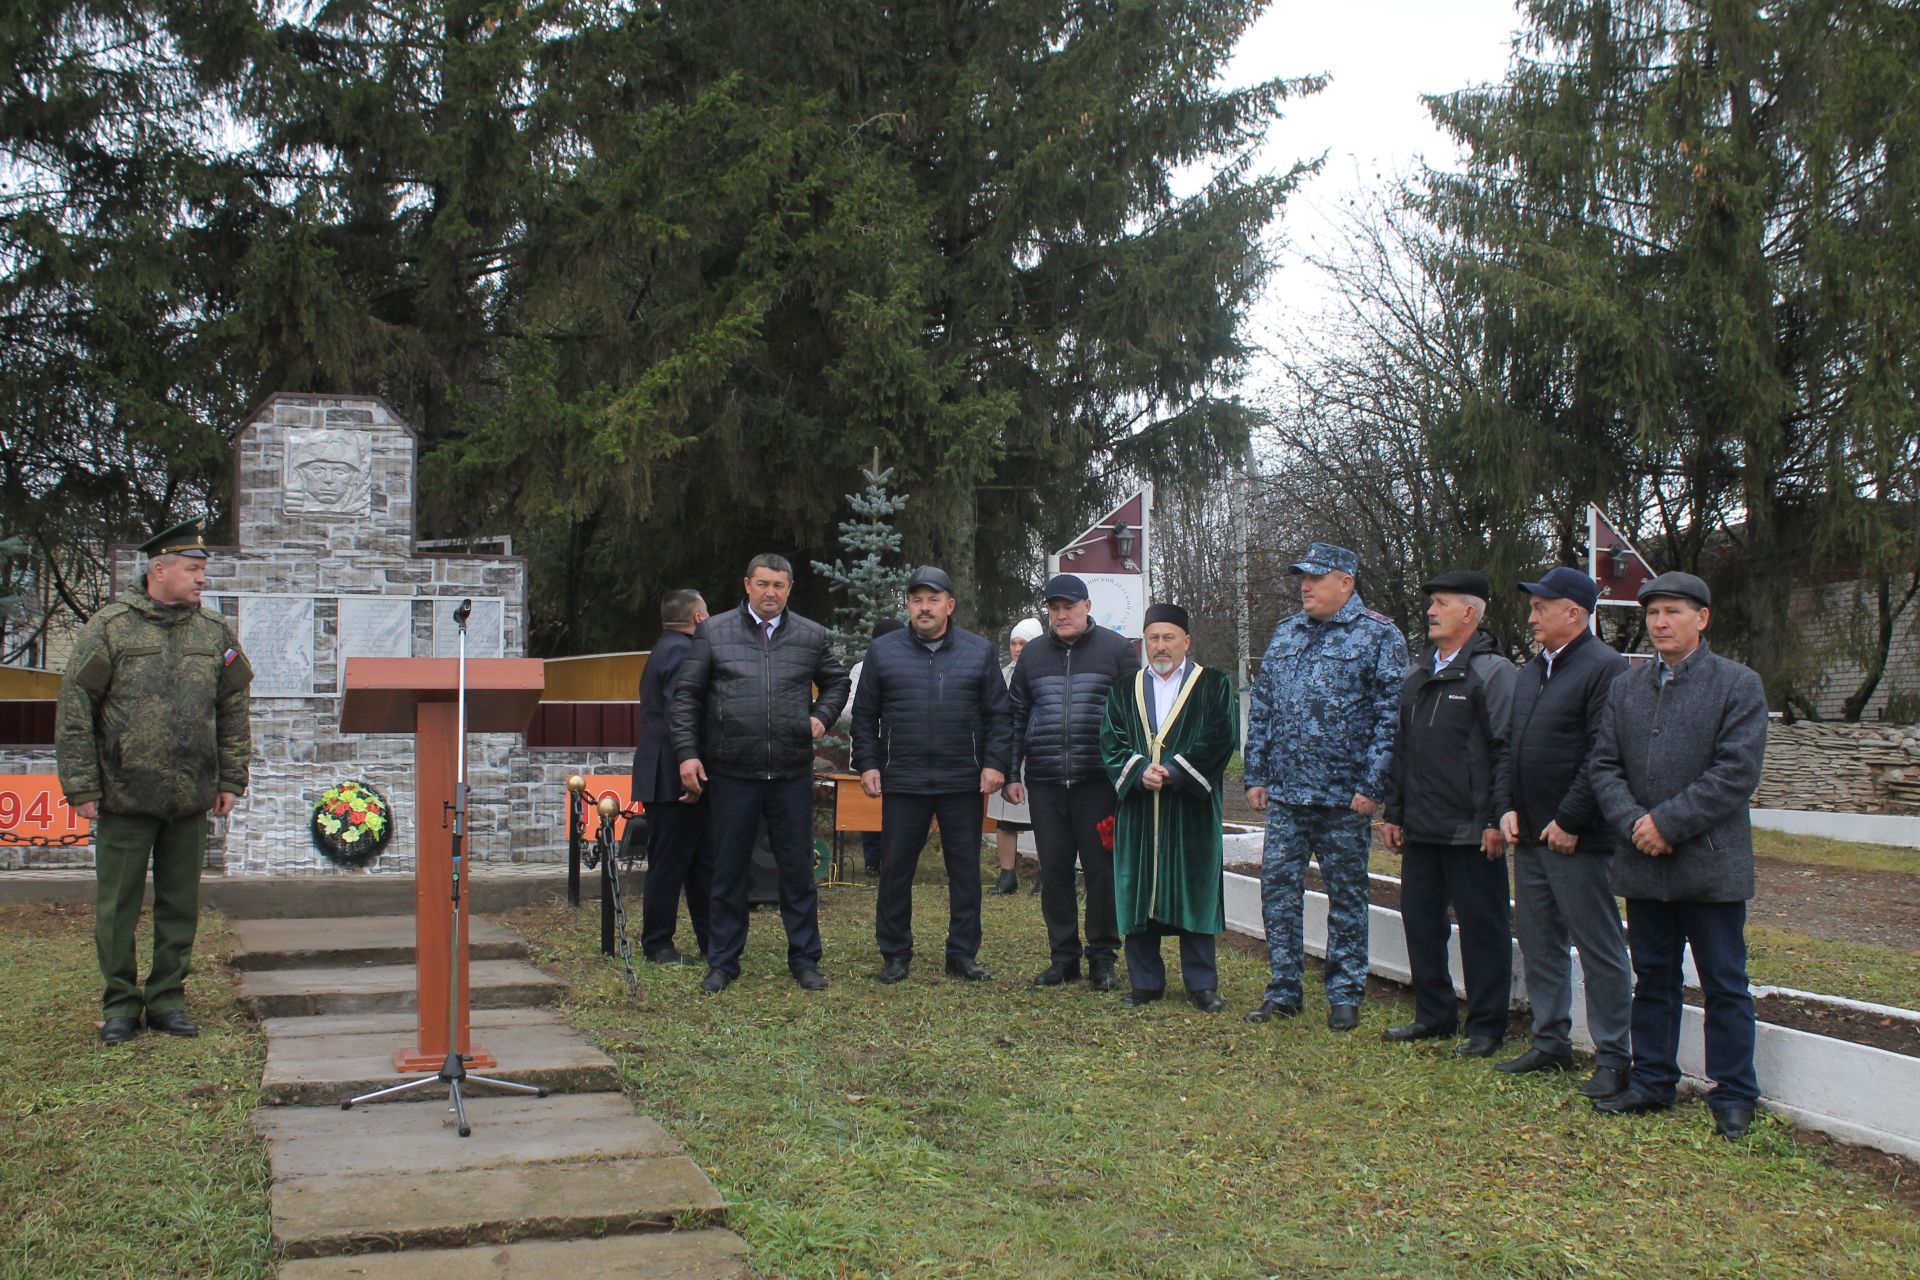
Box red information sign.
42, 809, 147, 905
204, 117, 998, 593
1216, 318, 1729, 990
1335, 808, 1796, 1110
0, 775, 92, 840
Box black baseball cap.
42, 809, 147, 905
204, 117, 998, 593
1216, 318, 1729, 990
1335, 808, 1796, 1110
1422, 569, 1492, 599
1518, 566, 1599, 612
1042, 573, 1090, 603
906, 565, 953, 594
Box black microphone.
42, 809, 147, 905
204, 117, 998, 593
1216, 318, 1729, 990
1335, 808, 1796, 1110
453, 598, 473, 627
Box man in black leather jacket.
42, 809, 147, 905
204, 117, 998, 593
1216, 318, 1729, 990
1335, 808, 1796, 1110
1006, 573, 1139, 990
851, 566, 1011, 985
671, 554, 850, 992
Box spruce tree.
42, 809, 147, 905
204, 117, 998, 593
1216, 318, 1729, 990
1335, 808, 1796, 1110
812, 456, 911, 663
1425, 0, 1920, 713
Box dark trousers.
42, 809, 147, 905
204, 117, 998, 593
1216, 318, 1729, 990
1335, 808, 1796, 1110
861, 830, 883, 870
1624, 898, 1758, 1110
1399, 840, 1513, 1038
94, 810, 207, 1017
875, 791, 984, 963
706, 774, 820, 977
1124, 925, 1218, 994
1026, 781, 1119, 965
641, 795, 713, 961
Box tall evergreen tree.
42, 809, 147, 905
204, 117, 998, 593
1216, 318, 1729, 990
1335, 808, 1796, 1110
1426, 0, 1920, 713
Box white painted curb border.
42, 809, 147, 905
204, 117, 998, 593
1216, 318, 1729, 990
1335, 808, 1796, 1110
1220, 869, 1920, 1162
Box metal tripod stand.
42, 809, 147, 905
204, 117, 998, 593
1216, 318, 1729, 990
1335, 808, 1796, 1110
341, 599, 548, 1136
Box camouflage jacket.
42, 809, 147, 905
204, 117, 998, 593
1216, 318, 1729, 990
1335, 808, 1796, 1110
56, 585, 253, 819
1243, 593, 1408, 807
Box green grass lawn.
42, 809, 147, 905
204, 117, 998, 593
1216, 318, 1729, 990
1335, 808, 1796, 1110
510, 884, 1920, 1280
0, 903, 272, 1280
1753, 829, 1920, 876
1745, 924, 1920, 1009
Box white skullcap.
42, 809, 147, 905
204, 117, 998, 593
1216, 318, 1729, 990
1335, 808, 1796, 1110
1010, 617, 1045, 643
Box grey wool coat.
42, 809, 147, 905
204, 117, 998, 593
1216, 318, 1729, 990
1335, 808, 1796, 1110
1588, 642, 1769, 902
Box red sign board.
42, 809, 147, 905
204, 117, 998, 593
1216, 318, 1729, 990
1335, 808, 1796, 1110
1589, 505, 1658, 606
0, 775, 92, 841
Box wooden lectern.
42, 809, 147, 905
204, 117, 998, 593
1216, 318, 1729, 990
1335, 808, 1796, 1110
341, 657, 545, 1072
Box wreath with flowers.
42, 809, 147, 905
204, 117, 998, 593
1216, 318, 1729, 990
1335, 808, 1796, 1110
310, 781, 394, 868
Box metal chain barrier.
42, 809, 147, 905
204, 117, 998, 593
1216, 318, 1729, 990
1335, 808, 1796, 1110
577, 786, 646, 1000
0, 830, 92, 847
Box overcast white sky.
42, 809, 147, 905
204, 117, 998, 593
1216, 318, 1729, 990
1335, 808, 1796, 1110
1215, 1, 1528, 381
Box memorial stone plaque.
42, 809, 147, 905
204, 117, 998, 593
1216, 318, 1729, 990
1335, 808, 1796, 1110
432, 597, 504, 659
337, 596, 413, 685
239, 596, 317, 696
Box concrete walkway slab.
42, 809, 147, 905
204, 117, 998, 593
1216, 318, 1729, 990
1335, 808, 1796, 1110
231, 915, 527, 970
255, 1094, 681, 1178
239, 958, 564, 1019
260, 1007, 620, 1106
276, 1228, 750, 1279
271, 1155, 728, 1258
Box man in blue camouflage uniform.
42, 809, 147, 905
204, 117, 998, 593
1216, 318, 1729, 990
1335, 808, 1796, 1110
1242, 543, 1407, 1030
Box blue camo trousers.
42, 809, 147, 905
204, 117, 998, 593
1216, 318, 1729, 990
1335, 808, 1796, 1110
1260, 804, 1372, 1007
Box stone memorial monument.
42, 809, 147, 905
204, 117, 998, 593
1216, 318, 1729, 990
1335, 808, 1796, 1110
106, 393, 531, 875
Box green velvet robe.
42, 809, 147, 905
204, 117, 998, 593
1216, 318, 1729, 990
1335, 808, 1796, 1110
1100, 663, 1238, 936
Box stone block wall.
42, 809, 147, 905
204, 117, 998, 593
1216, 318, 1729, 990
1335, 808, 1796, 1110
1753, 720, 1920, 815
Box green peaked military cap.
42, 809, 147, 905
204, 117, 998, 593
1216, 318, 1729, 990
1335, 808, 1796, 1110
139, 517, 211, 559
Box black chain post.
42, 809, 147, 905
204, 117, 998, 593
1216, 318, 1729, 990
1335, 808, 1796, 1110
566, 790, 582, 909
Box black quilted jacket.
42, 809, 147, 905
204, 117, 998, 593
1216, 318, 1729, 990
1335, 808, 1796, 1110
1009, 623, 1139, 786
669, 604, 850, 780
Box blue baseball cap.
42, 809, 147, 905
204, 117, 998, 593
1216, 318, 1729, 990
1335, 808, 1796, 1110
1289, 542, 1358, 577
1518, 566, 1599, 612
1042, 573, 1090, 603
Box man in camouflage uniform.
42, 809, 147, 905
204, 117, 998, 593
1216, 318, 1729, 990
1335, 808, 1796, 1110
1242, 543, 1407, 1031
56, 519, 252, 1044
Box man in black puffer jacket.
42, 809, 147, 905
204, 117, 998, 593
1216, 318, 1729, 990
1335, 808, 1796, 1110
1006, 574, 1140, 990
851, 566, 1012, 985
671, 554, 850, 993
1492, 568, 1633, 1099
1381, 570, 1516, 1058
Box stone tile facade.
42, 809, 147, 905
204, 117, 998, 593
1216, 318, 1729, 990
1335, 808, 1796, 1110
1754, 720, 1920, 815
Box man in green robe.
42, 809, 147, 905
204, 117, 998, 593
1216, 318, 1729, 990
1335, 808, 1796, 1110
1100, 603, 1239, 1012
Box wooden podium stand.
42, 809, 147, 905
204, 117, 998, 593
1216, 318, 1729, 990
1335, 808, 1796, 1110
341, 657, 544, 1072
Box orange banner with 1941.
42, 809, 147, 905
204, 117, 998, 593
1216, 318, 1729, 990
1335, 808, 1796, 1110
0, 775, 91, 840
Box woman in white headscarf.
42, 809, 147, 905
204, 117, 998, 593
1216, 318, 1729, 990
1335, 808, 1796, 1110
986, 617, 1045, 895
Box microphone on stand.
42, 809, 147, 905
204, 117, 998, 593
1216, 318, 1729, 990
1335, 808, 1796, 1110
453, 598, 473, 628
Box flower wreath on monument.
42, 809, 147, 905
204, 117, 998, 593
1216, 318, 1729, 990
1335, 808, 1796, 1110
310, 781, 394, 868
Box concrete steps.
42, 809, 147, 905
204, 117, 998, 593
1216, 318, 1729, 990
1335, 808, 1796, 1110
276, 1229, 750, 1279
230, 914, 747, 1277
257, 1008, 621, 1106
238, 957, 565, 1019
230, 915, 529, 970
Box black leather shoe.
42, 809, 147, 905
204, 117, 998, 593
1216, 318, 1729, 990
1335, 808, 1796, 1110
1713, 1105, 1755, 1141
1028, 877, 1042, 896
1326, 1004, 1360, 1032
700, 968, 734, 994
863, 860, 882, 878
1495, 1047, 1575, 1074
1592, 1087, 1672, 1116
1122, 988, 1163, 1006
1244, 999, 1302, 1024
99, 1015, 139, 1045
1456, 1035, 1503, 1059
1032, 961, 1080, 986
944, 957, 991, 982
1382, 1020, 1455, 1043
145, 1008, 199, 1037
877, 958, 910, 985
644, 948, 686, 965
1087, 960, 1118, 992
793, 967, 829, 991
1187, 989, 1225, 1013
988, 869, 1019, 896
1579, 1066, 1631, 1099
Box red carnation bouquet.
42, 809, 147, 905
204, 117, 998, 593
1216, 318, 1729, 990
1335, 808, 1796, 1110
1096, 814, 1115, 852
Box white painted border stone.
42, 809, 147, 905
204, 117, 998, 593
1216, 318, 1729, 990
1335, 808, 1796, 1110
1222, 868, 1920, 1162
1752, 807, 1920, 849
